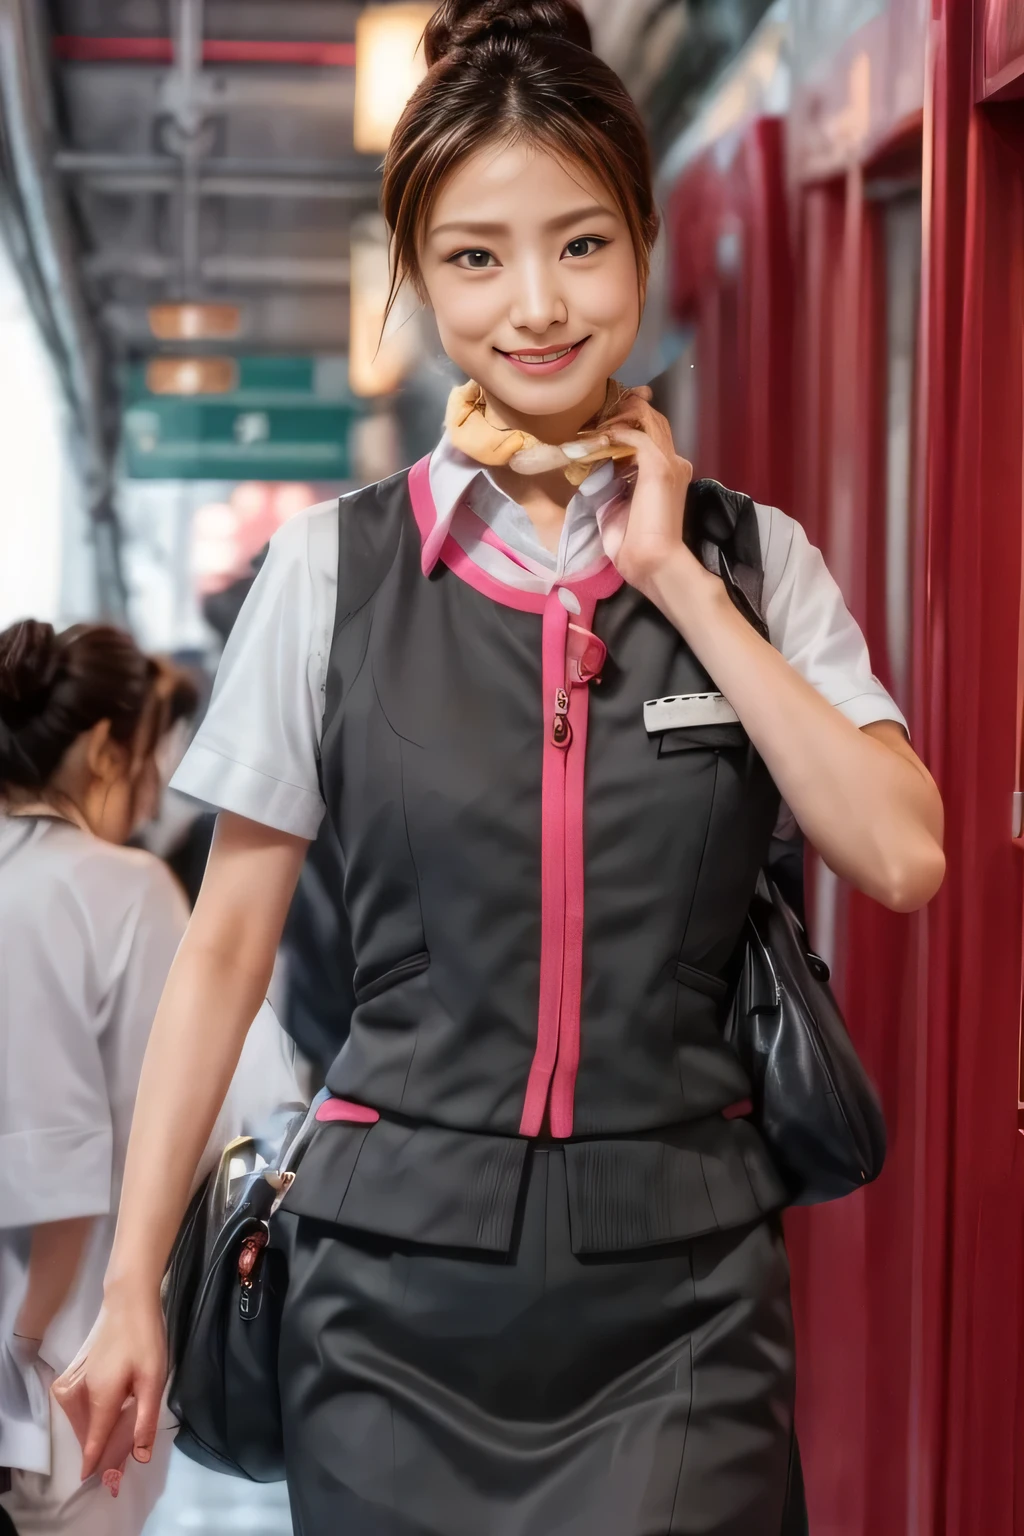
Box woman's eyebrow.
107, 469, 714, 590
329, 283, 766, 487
428, 219, 509, 238
428, 205, 616, 241
545, 204, 617, 230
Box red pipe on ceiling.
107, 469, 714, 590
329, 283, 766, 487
52, 37, 357, 66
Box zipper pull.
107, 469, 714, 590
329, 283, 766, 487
552, 688, 572, 748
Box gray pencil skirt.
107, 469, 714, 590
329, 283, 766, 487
276, 1146, 802, 1536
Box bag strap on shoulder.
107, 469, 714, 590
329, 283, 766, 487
684, 478, 768, 641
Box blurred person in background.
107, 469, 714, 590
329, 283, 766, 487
0, 619, 296, 1535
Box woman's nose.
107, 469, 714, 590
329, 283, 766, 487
508, 260, 569, 335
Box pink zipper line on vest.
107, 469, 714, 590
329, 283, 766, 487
407, 455, 622, 1137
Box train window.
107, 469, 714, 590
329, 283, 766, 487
881, 192, 922, 711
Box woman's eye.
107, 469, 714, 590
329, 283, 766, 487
452, 249, 498, 269
564, 237, 606, 259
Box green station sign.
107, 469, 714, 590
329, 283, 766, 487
122, 355, 363, 480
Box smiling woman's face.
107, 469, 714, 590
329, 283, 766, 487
418, 139, 642, 430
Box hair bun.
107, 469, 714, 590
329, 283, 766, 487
423, 0, 592, 68
0, 620, 60, 714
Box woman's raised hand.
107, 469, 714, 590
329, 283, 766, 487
589, 392, 702, 595
52, 1292, 168, 1483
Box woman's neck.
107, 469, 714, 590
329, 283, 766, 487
477, 378, 610, 537
1, 784, 90, 831
481, 378, 608, 446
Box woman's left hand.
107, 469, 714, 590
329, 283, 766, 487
587, 393, 702, 594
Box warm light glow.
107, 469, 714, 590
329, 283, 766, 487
145, 357, 238, 394
353, 5, 433, 154
191, 482, 317, 595
148, 303, 242, 340
348, 215, 421, 397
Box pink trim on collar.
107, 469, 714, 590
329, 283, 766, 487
475, 522, 533, 569
407, 456, 624, 612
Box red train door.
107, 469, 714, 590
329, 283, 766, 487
931, 4, 1024, 1528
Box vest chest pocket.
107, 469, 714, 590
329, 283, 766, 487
674, 960, 729, 1001
655, 721, 749, 758
643, 692, 747, 757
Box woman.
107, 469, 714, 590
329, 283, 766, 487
0, 621, 199, 1533
68, 3, 945, 1532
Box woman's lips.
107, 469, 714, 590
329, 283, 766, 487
496, 338, 590, 376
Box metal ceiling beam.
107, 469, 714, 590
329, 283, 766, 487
54, 153, 380, 202
85, 251, 352, 286
55, 153, 380, 180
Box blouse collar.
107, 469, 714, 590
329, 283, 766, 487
421, 432, 622, 589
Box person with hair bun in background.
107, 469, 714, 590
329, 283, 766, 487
0, 621, 235, 1535
63, 3, 943, 1532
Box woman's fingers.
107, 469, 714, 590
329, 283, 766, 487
80, 1384, 129, 1480
603, 396, 675, 453
602, 423, 672, 472
132, 1372, 164, 1464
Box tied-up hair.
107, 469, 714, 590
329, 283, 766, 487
381, 0, 659, 323
0, 620, 197, 793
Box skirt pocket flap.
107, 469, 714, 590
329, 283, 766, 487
563, 1118, 788, 1254
279, 1121, 373, 1225
283, 1117, 529, 1253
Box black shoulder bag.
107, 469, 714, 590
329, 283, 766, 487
687, 478, 888, 1206
163, 1095, 325, 1480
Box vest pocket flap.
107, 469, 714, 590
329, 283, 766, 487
674, 961, 729, 1000
656, 722, 748, 756
283, 1117, 529, 1253
563, 1118, 788, 1254
354, 950, 430, 1005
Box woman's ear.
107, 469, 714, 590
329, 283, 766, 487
84, 719, 125, 784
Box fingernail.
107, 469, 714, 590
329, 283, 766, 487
564, 436, 608, 460
134, 1446, 151, 1464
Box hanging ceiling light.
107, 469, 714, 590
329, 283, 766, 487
348, 213, 422, 398
145, 357, 238, 395
147, 303, 242, 341
353, 4, 434, 154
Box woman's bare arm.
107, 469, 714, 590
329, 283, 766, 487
15, 1218, 94, 1342
70, 812, 307, 1477
104, 812, 308, 1300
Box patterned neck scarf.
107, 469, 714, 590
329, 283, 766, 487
444, 379, 636, 487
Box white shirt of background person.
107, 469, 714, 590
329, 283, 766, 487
0, 813, 300, 1535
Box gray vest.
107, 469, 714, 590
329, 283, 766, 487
283, 468, 789, 1253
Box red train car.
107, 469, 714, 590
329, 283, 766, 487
661, 2, 1024, 1531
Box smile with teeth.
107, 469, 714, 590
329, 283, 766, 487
500, 339, 588, 365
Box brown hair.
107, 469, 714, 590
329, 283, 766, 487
382, 0, 659, 314
0, 619, 181, 792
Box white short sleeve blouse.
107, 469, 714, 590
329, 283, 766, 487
171, 445, 907, 839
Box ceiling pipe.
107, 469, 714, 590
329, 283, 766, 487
55, 152, 379, 179
53, 36, 357, 66
0, 0, 123, 613
63, 170, 379, 202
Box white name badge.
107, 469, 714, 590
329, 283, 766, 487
643, 692, 740, 733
